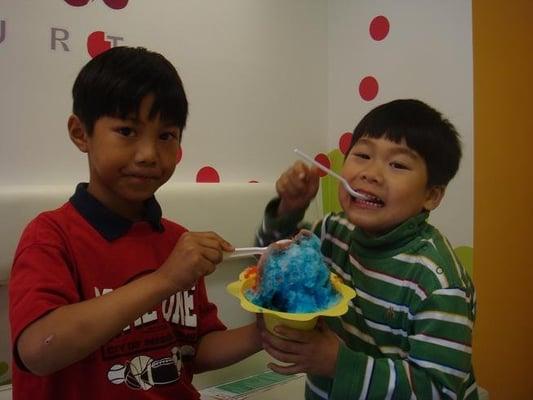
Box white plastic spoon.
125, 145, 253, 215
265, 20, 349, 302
223, 247, 267, 260
294, 148, 369, 200
224, 239, 293, 260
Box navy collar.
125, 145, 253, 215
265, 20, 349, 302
69, 183, 164, 241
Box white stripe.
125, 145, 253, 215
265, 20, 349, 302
393, 253, 449, 287
414, 311, 473, 329
443, 237, 466, 286
349, 255, 428, 301
442, 386, 457, 400
325, 257, 352, 281
350, 303, 409, 339
431, 382, 442, 400
408, 357, 469, 380
306, 377, 329, 399
433, 288, 469, 301
341, 320, 377, 345
411, 334, 472, 354
402, 361, 417, 400
363, 315, 408, 337
385, 359, 396, 400
357, 289, 414, 320
380, 346, 408, 357
421, 238, 437, 249
345, 306, 409, 354
318, 213, 331, 244
358, 357, 374, 400
325, 233, 349, 251
330, 214, 355, 230
464, 381, 477, 398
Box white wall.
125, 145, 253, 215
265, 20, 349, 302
0, 0, 328, 185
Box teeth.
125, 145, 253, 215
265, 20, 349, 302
353, 193, 384, 206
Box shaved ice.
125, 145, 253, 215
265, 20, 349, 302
245, 231, 340, 313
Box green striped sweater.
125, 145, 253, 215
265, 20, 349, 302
257, 200, 477, 400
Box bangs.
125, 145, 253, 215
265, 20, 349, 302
103, 74, 187, 128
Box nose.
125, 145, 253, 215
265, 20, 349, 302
360, 160, 383, 184
134, 137, 158, 165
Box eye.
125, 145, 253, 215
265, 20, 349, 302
115, 127, 135, 137
353, 152, 370, 160
159, 131, 179, 141
390, 161, 409, 170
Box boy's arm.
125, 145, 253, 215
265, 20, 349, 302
192, 322, 262, 373
328, 289, 477, 399
16, 269, 176, 376
13, 230, 232, 376
255, 197, 308, 247
256, 161, 320, 247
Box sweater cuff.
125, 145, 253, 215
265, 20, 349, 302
330, 343, 367, 398
256, 198, 307, 246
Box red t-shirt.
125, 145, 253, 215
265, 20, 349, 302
9, 186, 226, 399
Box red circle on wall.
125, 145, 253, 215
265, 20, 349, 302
102, 0, 129, 9
369, 16, 390, 41
339, 132, 353, 155
358, 76, 379, 101
196, 166, 220, 183
314, 153, 331, 177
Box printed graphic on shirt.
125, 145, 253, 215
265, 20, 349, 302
95, 286, 199, 360
107, 345, 194, 390
94, 283, 200, 390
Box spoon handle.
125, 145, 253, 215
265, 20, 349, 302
224, 247, 267, 260
294, 148, 369, 200
294, 149, 344, 181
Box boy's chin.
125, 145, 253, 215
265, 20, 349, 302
342, 210, 393, 235
119, 186, 159, 202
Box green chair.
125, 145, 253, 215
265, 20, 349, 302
454, 245, 473, 278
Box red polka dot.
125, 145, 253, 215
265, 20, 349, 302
369, 16, 390, 41
196, 166, 220, 183
339, 132, 352, 155
358, 76, 379, 101
314, 153, 330, 177
176, 146, 182, 164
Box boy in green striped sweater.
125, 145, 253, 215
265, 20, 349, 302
256, 99, 478, 399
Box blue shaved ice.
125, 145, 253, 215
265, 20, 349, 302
246, 233, 340, 313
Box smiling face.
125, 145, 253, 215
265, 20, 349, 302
339, 136, 444, 235
69, 95, 181, 220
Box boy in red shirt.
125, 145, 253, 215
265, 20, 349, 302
9, 46, 262, 399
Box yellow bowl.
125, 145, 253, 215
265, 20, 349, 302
226, 272, 356, 336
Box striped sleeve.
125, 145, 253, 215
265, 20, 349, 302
328, 288, 478, 400
255, 197, 310, 246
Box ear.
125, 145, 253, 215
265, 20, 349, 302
68, 114, 89, 153
423, 185, 445, 211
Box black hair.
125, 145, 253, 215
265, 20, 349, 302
72, 46, 188, 134
347, 99, 462, 187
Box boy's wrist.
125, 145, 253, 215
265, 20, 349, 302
267, 198, 306, 225
259, 198, 307, 241
151, 267, 182, 297
277, 198, 309, 217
